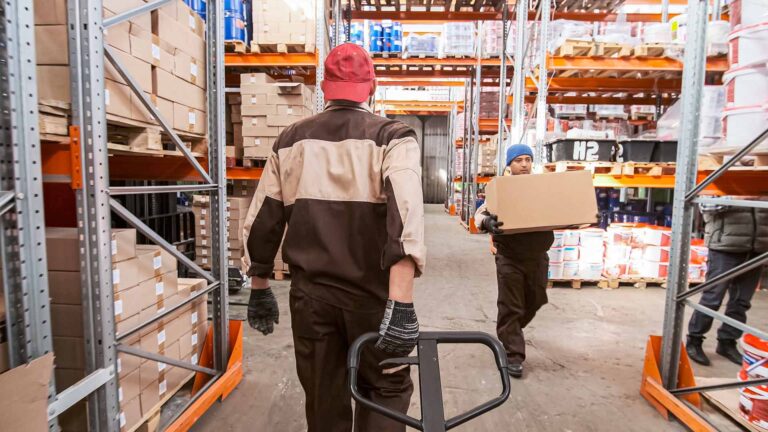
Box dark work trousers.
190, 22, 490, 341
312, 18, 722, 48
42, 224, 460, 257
495, 253, 550, 363
688, 250, 763, 342
289, 288, 414, 432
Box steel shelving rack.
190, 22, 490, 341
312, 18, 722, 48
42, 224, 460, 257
0, 0, 300, 429
639, 0, 768, 429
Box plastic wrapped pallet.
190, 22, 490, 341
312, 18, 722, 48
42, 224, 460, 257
443, 22, 475, 57
404, 34, 441, 58
251, 0, 316, 50
548, 20, 593, 52
593, 21, 638, 45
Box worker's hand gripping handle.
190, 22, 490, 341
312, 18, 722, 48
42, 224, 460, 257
347, 331, 511, 431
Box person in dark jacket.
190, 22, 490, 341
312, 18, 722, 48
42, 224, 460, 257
686, 203, 768, 366
474, 144, 554, 378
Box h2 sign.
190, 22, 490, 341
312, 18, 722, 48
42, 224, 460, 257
572, 140, 600, 161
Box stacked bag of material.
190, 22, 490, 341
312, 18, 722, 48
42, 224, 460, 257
46, 228, 207, 432
251, 0, 316, 51
192, 195, 252, 272
547, 224, 708, 281
443, 22, 476, 56
238, 73, 314, 160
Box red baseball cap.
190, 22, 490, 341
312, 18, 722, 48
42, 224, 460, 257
321, 43, 376, 103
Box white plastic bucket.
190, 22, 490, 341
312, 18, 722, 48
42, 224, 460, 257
643, 246, 671, 263
743, 335, 768, 378
563, 230, 580, 247
722, 104, 768, 151
728, 23, 768, 67
563, 246, 580, 261
729, 0, 768, 28
553, 230, 565, 248
578, 262, 603, 280
563, 261, 580, 278
642, 22, 672, 44
548, 262, 564, 279
724, 64, 768, 107
548, 247, 564, 262
738, 368, 768, 430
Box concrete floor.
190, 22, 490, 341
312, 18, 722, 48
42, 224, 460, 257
193, 204, 768, 431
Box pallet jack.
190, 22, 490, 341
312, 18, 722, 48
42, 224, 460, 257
348, 332, 511, 432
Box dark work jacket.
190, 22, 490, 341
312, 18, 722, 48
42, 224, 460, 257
492, 231, 555, 260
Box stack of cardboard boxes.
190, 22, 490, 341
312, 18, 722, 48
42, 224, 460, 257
192, 196, 251, 272
46, 227, 208, 432
226, 93, 245, 165
35, 0, 207, 146
238, 73, 314, 161
251, 0, 317, 52
478, 138, 498, 176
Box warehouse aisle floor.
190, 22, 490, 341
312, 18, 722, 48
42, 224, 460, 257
193, 204, 766, 431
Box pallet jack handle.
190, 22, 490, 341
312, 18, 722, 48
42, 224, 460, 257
348, 331, 511, 432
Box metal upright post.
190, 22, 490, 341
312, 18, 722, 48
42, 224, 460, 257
659, 0, 709, 390
315, 0, 327, 112
534, 0, 551, 167
496, 4, 509, 176
662, 0, 670, 22
469, 23, 483, 221
207, 0, 230, 372
333, 0, 343, 47
509, 0, 528, 145
446, 100, 457, 210
67, 0, 120, 429
462, 78, 472, 222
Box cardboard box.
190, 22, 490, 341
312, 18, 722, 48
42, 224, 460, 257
485, 171, 599, 234
112, 228, 137, 263
243, 145, 272, 159
266, 114, 304, 127
34, 0, 67, 25
103, 0, 152, 31
37, 66, 70, 104
35, 26, 69, 65
115, 313, 141, 337
55, 367, 85, 392
113, 248, 164, 293
240, 73, 275, 85
105, 48, 153, 91
117, 340, 142, 379
118, 367, 141, 405
154, 68, 206, 111
267, 92, 313, 107
51, 304, 83, 337
135, 244, 178, 275
139, 343, 179, 389
154, 11, 206, 60
105, 79, 133, 119
276, 104, 311, 116
243, 137, 275, 149
178, 278, 207, 295
242, 125, 280, 137
128, 25, 174, 72
173, 49, 205, 87
140, 378, 165, 416
226, 145, 244, 159
119, 395, 142, 432
105, 18, 132, 53
173, 103, 206, 135
49, 271, 82, 305
174, 0, 205, 37
53, 336, 85, 369
114, 284, 148, 323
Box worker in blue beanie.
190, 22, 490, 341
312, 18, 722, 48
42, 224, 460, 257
474, 144, 554, 379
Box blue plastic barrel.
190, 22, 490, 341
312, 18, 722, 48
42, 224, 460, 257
369, 22, 382, 52
196, 0, 207, 21
224, 0, 245, 42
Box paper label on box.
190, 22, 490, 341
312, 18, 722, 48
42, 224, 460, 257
151, 44, 161, 60
158, 362, 166, 372
201, 229, 207, 236
287, 107, 293, 115
158, 306, 165, 314
120, 412, 126, 428
188, 112, 196, 125
118, 387, 123, 402
153, 256, 162, 270
113, 269, 120, 285
190, 62, 198, 78
192, 353, 198, 364
117, 358, 122, 373
250, 96, 257, 104
114, 299, 123, 316
191, 333, 198, 346
250, 118, 258, 125
201, 239, 208, 246
105, 89, 111, 106
189, 15, 196, 30
157, 329, 166, 345
201, 208, 207, 215
155, 281, 164, 296
254, 139, 261, 145
159, 380, 167, 395
199, 219, 205, 226
191, 311, 198, 325
111, 239, 117, 256
202, 257, 208, 264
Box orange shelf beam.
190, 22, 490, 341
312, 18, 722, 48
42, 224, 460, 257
225, 52, 317, 67
526, 77, 683, 92
523, 95, 676, 105
377, 79, 466, 87
547, 56, 728, 73
350, 10, 683, 22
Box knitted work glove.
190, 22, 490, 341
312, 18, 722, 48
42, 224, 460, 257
375, 300, 419, 357
248, 288, 279, 336
480, 214, 505, 235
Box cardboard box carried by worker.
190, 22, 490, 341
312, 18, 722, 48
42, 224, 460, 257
485, 170, 598, 234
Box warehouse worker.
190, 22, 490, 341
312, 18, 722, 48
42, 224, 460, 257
474, 144, 554, 379
686, 202, 767, 366
242, 43, 425, 432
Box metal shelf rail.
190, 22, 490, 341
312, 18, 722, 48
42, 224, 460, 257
642, 0, 768, 428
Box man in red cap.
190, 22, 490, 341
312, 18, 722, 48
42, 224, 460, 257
243, 43, 426, 431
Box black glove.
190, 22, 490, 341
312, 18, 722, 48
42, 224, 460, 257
375, 300, 419, 357
247, 288, 279, 335
480, 214, 505, 235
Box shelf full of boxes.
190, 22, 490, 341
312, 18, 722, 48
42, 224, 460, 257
2, 0, 255, 431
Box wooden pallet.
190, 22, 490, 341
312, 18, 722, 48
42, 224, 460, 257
126, 372, 195, 432
552, 39, 596, 57
595, 42, 633, 57
697, 377, 763, 432
630, 112, 657, 121
224, 40, 247, 54
107, 114, 208, 155
250, 42, 315, 54
700, 151, 768, 168
371, 52, 400, 58
543, 161, 677, 176
548, 277, 667, 289
633, 43, 668, 57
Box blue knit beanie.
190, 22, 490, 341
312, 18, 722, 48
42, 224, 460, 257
505, 144, 534, 167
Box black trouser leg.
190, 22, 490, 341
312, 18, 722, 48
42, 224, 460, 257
688, 250, 753, 342
495, 254, 529, 363
521, 256, 549, 329
717, 252, 762, 341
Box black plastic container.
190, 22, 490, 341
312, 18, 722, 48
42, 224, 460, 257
545, 138, 616, 162
651, 141, 677, 162
617, 139, 654, 162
